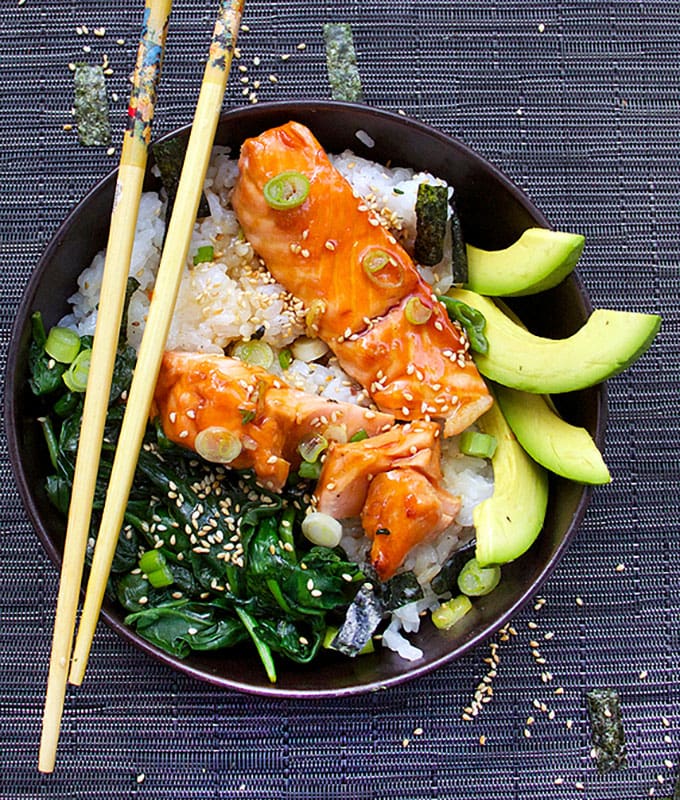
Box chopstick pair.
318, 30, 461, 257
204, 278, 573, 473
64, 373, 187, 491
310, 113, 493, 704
39, 0, 245, 773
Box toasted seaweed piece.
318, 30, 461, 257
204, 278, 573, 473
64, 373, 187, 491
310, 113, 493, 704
331, 583, 383, 656
430, 538, 477, 596
323, 23, 364, 103
152, 137, 211, 222
73, 64, 112, 147
586, 688, 627, 772
449, 192, 468, 284
381, 571, 423, 612
415, 183, 448, 266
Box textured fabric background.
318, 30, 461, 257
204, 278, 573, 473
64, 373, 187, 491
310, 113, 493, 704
1, 1, 678, 798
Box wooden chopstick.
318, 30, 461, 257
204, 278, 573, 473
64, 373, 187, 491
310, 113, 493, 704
37, 0, 173, 774
68, 0, 245, 686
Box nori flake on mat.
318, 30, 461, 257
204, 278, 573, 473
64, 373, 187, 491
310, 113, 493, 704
73, 64, 111, 146
415, 183, 448, 266
151, 136, 210, 221
586, 688, 627, 772
323, 23, 364, 102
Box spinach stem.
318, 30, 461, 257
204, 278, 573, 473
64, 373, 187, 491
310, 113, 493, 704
235, 607, 277, 684
38, 416, 59, 470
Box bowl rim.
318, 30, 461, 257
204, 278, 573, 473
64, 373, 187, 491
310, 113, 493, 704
4, 99, 606, 697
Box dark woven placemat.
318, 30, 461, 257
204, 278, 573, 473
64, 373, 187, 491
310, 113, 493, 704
2, 2, 678, 798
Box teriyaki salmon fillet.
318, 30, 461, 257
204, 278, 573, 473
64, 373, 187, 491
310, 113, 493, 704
231, 121, 492, 436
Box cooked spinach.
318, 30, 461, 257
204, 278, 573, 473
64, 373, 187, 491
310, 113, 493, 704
27, 309, 447, 680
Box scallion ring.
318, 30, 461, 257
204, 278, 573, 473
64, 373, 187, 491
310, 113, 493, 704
297, 432, 328, 464
361, 248, 404, 288
404, 296, 433, 325
263, 170, 310, 210
232, 340, 274, 369
194, 426, 243, 464
45, 326, 81, 364
62, 349, 92, 392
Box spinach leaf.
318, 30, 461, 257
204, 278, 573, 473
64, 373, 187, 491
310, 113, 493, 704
125, 601, 247, 658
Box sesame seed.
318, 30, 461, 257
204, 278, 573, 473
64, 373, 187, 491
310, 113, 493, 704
311, 589, 322, 597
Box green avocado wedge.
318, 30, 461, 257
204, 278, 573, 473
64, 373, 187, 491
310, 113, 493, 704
448, 288, 662, 394
466, 228, 585, 297
473, 397, 549, 567
494, 385, 611, 485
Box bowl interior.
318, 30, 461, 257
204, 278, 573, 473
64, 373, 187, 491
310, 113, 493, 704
5, 101, 605, 697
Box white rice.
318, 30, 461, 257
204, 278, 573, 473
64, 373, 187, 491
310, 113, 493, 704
60, 143, 494, 662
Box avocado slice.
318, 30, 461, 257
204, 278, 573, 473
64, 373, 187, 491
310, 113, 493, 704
473, 397, 549, 567
466, 228, 585, 297
495, 385, 611, 485
448, 288, 661, 394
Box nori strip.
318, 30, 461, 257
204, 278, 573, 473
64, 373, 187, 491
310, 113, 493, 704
73, 64, 112, 147
449, 192, 468, 284
430, 538, 477, 596
414, 183, 448, 266
586, 688, 627, 772
151, 137, 211, 222
322, 23, 364, 103
381, 571, 423, 612
330, 584, 383, 656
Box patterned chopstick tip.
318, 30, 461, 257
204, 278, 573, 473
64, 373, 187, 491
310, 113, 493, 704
209, 0, 245, 71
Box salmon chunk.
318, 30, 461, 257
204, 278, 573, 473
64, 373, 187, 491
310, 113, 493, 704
152, 351, 394, 491
315, 420, 460, 579
231, 121, 492, 435
362, 469, 461, 580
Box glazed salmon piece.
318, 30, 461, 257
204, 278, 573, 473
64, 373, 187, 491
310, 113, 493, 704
231, 121, 421, 341
152, 351, 394, 491
314, 420, 443, 519
231, 121, 492, 434
334, 294, 493, 436
362, 469, 461, 580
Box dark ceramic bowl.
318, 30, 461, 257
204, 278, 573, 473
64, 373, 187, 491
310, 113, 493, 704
5, 101, 606, 697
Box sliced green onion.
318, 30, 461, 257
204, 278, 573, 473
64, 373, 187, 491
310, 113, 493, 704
361, 248, 404, 289
232, 340, 274, 369
404, 296, 433, 325
194, 426, 242, 463
298, 461, 322, 480
297, 433, 328, 463
290, 336, 329, 363
193, 245, 214, 265
239, 408, 256, 424
278, 348, 292, 370
301, 512, 343, 548
45, 326, 81, 364
139, 549, 166, 574
147, 565, 174, 588
62, 349, 91, 392
457, 558, 501, 597
438, 295, 489, 354
349, 428, 368, 443
263, 170, 310, 210
460, 430, 497, 459
431, 594, 473, 630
